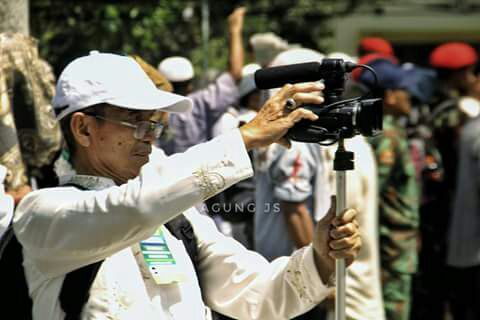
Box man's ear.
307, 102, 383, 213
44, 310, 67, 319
70, 112, 93, 147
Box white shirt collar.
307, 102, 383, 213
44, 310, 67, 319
62, 174, 116, 190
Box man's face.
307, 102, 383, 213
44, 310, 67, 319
468, 74, 480, 100
86, 106, 158, 183
384, 89, 412, 116
453, 65, 477, 94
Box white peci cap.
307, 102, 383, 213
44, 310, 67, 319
327, 52, 358, 63
249, 32, 292, 67
158, 56, 195, 82
238, 63, 261, 98
269, 48, 325, 67
268, 48, 325, 97
53, 51, 192, 120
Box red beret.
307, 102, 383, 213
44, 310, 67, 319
359, 37, 394, 56
352, 53, 399, 81
430, 42, 478, 69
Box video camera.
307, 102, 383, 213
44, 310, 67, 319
254, 59, 383, 144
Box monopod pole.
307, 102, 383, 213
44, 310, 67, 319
333, 139, 354, 320
335, 169, 346, 320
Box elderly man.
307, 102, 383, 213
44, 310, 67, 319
13, 52, 361, 320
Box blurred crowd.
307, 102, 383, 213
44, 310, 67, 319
1, 6, 480, 320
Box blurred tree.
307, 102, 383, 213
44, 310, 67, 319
30, 0, 363, 78
0, 0, 29, 34
31, 1, 199, 74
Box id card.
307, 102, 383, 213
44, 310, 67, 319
140, 227, 187, 284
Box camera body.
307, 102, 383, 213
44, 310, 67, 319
287, 98, 383, 143
254, 59, 383, 143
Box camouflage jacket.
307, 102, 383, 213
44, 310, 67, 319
370, 115, 420, 274
0, 33, 61, 190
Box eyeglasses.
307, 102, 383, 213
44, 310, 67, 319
84, 113, 164, 140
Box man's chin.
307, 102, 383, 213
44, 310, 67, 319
124, 167, 143, 182
132, 155, 149, 168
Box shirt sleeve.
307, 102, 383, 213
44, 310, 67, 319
270, 144, 315, 203
189, 73, 239, 122
212, 112, 239, 138
166, 73, 240, 153
186, 210, 333, 320
13, 129, 252, 276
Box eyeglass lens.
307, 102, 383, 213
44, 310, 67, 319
134, 122, 164, 140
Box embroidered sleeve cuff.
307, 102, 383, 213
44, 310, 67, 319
285, 245, 333, 305
192, 129, 253, 200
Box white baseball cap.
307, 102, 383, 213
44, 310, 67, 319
53, 51, 192, 120
158, 56, 195, 82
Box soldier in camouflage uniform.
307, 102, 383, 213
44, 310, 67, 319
0, 33, 62, 202
372, 114, 419, 320
357, 54, 420, 320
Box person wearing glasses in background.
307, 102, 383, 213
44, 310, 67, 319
12, 51, 361, 320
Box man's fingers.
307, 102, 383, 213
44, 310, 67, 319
277, 82, 325, 100
229, 6, 246, 19
332, 208, 358, 226
290, 92, 324, 106
330, 222, 357, 239
287, 108, 318, 124
329, 234, 360, 250
236, 6, 246, 14
328, 237, 362, 260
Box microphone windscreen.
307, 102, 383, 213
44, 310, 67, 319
254, 62, 321, 89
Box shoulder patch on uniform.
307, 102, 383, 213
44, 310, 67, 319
379, 150, 395, 165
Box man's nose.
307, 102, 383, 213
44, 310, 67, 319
141, 129, 157, 143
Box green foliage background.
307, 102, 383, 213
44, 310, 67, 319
30, 0, 361, 77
